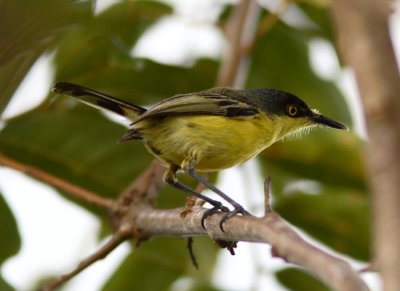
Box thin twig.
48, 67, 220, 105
217, 0, 261, 87
117, 159, 165, 206
42, 229, 132, 291
359, 263, 377, 273
255, 0, 292, 42
180, 173, 208, 218
220, 0, 294, 83
0, 154, 114, 210
264, 176, 272, 214
111, 159, 165, 231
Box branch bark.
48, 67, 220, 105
39, 152, 369, 290
131, 207, 368, 291
43, 200, 369, 290
217, 0, 261, 87
330, 1, 400, 290
0, 154, 114, 210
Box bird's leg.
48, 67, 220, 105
163, 165, 230, 228
182, 159, 251, 231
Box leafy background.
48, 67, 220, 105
0, 0, 370, 290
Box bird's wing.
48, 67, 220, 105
132, 92, 259, 124
52, 82, 147, 121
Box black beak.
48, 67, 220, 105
311, 113, 348, 130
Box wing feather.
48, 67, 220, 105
132, 92, 258, 124
52, 82, 147, 121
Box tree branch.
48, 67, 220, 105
256, 0, 292, 41
0, 154, 114, 210
43, 178, 369, 291
41, 229, 132, 291
132, 207, 368, 291
217, 0, 261, 87
48, 203, 368, 290
330, 1, 400, 290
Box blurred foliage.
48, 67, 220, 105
103, 237, 219, 291
276, 189, 370, 260
0, 193, 20, 291
0, 0, 92, 114
0, 0, 368, 290
276, 267, 330, 291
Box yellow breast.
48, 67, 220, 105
137, 114, 280, 171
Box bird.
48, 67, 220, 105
52, 82, 347, 228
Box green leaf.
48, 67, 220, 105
0, 193, 20, 263
299, 3, 335, 41
0, 105, 206, 221
275, 190, 370, 260
0, 278, 14, 291
0, 193, 21, 291
52, 0, 172, 89
103, 237, 218, 290
0, 0, 218, 214
0, 0, 217, 212
276, 267, 329, 291
256, 126, 368, 261
259, 131, 366, 192
0, 0, 91, 65
0, 106, 152, 199
0, 0, 92, 114
52, 0, 217, 104
54, 58, 218, 106
0, 53, 40, 115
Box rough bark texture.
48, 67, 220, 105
128, 206, 369, 291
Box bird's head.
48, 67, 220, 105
245, 88, 348, 140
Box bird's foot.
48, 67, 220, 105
201, 203, 251, 232
219, 204, 251, 232
201, 203, 230, 229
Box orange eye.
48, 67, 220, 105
287, 105, 298, 117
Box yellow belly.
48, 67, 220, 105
137, 115, 278, 171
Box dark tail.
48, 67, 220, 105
52, 82, 147, 121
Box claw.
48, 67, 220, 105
219, 205, 251, 232
201, 204, 230, 229
201, 204, 251, 231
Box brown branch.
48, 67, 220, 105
42, 229, 132, 291
217, 0, 261, 87
131, 207, 368, 290
38, 164, 369, 291
330, 0, 400, 290
0, 154, 114, 210
255, 0, 292, 42
44, 205, 368, 291
218, 0, 294, 87
111, 159, 165, 231
117, 160, 165, 207
42, 160, 166, 291
264, 176, 272, 214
